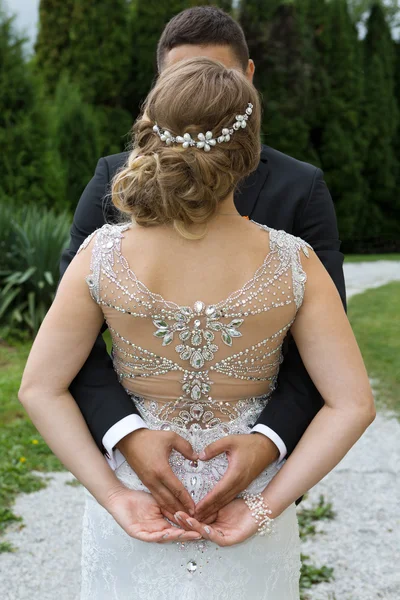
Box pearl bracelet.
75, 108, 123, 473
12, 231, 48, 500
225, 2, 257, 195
242, 491, 274, 536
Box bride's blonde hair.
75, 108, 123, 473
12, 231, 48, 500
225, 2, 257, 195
111, 57, 261, 239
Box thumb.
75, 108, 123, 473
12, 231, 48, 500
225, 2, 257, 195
198, 438, 229, 461
171, 434, 197, 461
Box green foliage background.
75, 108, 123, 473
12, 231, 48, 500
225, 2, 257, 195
1, 0, 400, 253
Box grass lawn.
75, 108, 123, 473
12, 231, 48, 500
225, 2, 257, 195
0, 340, 64, 550
348, 282, 400, 414
0, 330, 113, 551
0, 340, 30, 425
345, 253, 400, 263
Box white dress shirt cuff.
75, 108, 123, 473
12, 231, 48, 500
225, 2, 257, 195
102, 414, 149, 471
251, 424, 287, 463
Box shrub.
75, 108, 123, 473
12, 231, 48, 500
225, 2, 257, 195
0, 201, 71, 337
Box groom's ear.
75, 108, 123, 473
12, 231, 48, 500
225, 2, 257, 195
246, 60, 255, 83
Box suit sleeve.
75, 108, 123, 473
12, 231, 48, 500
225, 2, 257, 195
253, 168, 347, 455
59, 158, 140, 455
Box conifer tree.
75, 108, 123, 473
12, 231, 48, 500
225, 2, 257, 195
0, 11, 64, 209
36, 0, 132, 108
239, 0, 281, 70
128, 1, 193, 116
36, 0, 134, 155
67, 0, 131, 106
34, 0, 74, 94
362, 3, 399, 240
297, 0, 331, 150
317, 0, 366, 241
240, 1, 313, 162
96, 105, 133, 156
126, 1, 238, 116
216, 0, 233, 12
51, 74, 101, 209
393, 40, 400, 241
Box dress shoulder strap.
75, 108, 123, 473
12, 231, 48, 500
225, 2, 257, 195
76, 222, 131, 303
252, 222, 312, 310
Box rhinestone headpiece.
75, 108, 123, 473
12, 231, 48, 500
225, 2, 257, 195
152, 102, 253, 152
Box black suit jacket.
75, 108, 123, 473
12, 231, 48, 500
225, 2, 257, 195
60, 144, 346, 459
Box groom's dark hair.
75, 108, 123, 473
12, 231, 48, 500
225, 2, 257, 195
157, 6, 249, 73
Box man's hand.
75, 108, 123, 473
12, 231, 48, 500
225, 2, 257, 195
104, 486, 202, 543
116, 428, 197, 519
194, 433, 279, 522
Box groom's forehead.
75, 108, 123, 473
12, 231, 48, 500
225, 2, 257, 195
162, 44, 243, 72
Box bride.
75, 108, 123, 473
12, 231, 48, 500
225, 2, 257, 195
19, 57, 375, 599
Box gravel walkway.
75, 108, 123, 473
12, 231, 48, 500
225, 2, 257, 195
344, 259, 400, 299
0, 472, 84, 600
300, 260, 400, 599
301, 411, 400, 600
1, 260, 399, 599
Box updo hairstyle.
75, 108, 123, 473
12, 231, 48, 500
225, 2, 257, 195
111, 57, 261, 239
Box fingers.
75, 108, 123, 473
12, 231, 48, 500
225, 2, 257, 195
160, 508, 180, 527
157, 528, 203, 544
146, 473, 196, 516
175, 512, 228, 547
201, 525, 228, 546
134, 527, 202, 544
175, 512, 203, 536
202, 512, 218, 524
196, 489, 237, 522
160, 470, 196, 516
195, 469, 242, 521
196, 490, 235, 522
176, 508, 217, 525
161, 508, 192, 531
147, 433, 196, 515
171, 434, 197, 462
174, 530, 204, 543
198, 437, 230, 461
173, 511, 198, 532
150, 483, 187, 515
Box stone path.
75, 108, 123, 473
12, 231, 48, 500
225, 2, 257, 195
301, 411, 400, 600
0, 260, 399, 599
301, 260, 400, 599
0, 472, 83, 600
344, 259, 400, 299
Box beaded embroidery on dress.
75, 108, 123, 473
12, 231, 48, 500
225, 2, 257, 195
78, 220, 311, 599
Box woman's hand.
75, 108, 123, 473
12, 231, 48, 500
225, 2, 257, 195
175, 497, 259, 547
103, 486, 203, 543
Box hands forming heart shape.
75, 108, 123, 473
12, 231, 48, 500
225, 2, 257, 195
109, 429, 278, 545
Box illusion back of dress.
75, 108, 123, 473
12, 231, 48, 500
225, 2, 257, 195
78, 220, 310, 600
78, 220, 311, 435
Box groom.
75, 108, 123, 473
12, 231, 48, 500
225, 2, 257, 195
60, 6, 346, 525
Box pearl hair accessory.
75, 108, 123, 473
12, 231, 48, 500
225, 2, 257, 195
152, 102, 254, 152
242, 491, 275, 536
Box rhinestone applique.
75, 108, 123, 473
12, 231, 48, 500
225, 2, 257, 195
107, 320, 293, 425
152, 303, 243, 367
78, 220, 311, 431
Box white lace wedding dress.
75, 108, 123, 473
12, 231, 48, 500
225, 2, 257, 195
78, 220, 311, 599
